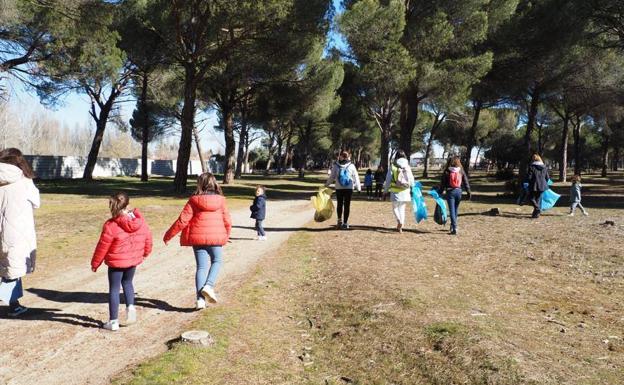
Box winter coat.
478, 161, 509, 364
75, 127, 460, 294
163, 193, 232, 247
439, 167, 471, 193
526, 161, 550, 192
250, 194, 267, 221
326, 161, 361, 191
374, 169, 385, 184
383, 157, 415, 202
0, 163, 40, 280
570, 182, 582, 203
91, 209, 153, 271
364, 173, 374, 187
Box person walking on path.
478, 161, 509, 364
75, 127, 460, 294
374, 166, 385, 200
0, 148, 40, 317
383, 150, 415, 233
438, 156, 471, 235
91, 192, 153, 331
164, 173, 232, 308
250, 186, 267, 240
326, 151, 361, 230
526, 154, 550, 219
568, 175, 589, 216
364, 169, 374, 200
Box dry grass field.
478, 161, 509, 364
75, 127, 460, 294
116, 172, 624, 385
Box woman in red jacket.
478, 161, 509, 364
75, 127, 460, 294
91, 192, 153, 331
163, 173, 232, 309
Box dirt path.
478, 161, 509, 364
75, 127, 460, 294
0, 200, 313, 385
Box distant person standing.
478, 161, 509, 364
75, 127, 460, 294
568, 175, 589, 216
438, 156, 471, 235
383, 150, 415, 233
374, 166, 385, 200
364, 169, 374, 200
526, 154, 550, 219
0, 148, 40, 317
326, 151, 361, 229
250, 185, 268, 240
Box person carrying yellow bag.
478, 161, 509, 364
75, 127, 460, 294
311, 187, 334, 222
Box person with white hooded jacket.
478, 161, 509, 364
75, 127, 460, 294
0, 148, 40, 317
383, 150, 415, 233
326, 151, 361, 230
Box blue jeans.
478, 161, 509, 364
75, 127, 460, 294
255, 220, 266, 236
193, 246, 223, 299
446, 188, 462, 231
108, 267, 136, 320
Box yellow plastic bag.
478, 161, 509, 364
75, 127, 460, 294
311, 187, 334, 222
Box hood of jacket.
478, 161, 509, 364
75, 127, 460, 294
114, 209, 145, 233
531, 161, 545, 170
394, 157, 409, 169
0, 163, 23, 185
255, 194, 267, 201
337, 160, 352, 168
190, 193, 223, 212
449, 166, 461, 173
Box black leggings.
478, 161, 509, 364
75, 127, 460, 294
336, 189, 353, 223
366, 186, 373, 197
375, 184, 383, 198
530, 191, 543, 216
108, 266, 136, 320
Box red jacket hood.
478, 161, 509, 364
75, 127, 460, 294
113, 209, 145, 233
189, 194, 223, 212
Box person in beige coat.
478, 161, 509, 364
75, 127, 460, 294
0, 148, 40, 317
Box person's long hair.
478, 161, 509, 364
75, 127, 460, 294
448, 156, 462, 169
109, 192, 129, 218
532, 154, 543, 163
194, 172, 223, 196
0, 148, 35, 178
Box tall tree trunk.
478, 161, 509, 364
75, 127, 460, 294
559, 113, 570, 182
174, 65, 197, 193
140, 72, 149, 182
462, 102, 482, 174
519, 89, 540, 181
613, 147, 620, 171
235, 124, 247, 179
222, 104, 236, 184
422, 114, 442, 178
573, 115, 582, 175
398, 88, 419, 156
83, 93, 115, 180
601, 133, 609, 177
379, 126, 391, 171
243, 133, 251, 173
282, 128, 293, 173
192, 126, 207, 173
474, 146, 482, 170
298, 122, 311, 178
265, 123, 276, 175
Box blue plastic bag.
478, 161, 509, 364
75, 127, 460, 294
411, 182, 427, 223
428, 189, 448, 225
541, 188, 560, 211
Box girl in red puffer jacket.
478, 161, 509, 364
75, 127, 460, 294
91, 192, 153, 331
163, 172, 232, 310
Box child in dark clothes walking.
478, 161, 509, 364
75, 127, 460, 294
250, 186, 267, 240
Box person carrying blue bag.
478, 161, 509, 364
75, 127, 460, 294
383, 150, 415, 233
525, 154, 550, 219
438, 156, 471, 235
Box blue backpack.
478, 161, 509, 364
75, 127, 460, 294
338, 166, 352, 187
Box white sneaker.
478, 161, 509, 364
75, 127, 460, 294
258, 235, 267, 241
103, 320, 120, 331
201, 285, 218, 303
126, 305, 137, 324
583, 212, 589, 216
567, 213, 574, 217
196, 298, 206, 309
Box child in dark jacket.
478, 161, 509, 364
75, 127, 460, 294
91, 192, 153, 331
364, 169, 374, 200
250, 186, 267, 240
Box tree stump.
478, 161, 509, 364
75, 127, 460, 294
181, 330, 214, 347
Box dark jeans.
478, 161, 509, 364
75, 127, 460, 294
530, 191, 543, 217
255, 219, 266, 236
336, 189, 353, 223
108, 266, 136, 320
366, 185, 373, 198
446, 188, 462, 231
375, 184, 383, 198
